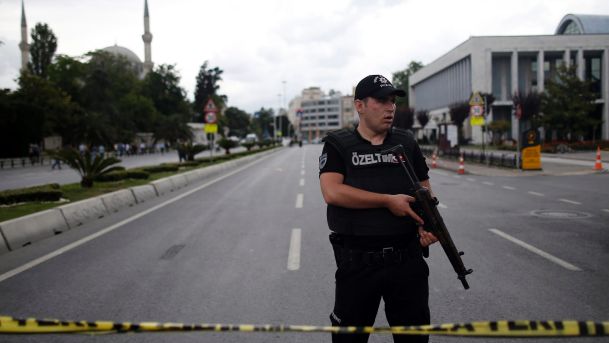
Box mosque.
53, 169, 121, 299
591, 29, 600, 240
19, 0, 154, 79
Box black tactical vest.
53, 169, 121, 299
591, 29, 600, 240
323, 127, 420, 236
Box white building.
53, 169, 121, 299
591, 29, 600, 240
409, 14, 609, 144
288, 87, 357, 141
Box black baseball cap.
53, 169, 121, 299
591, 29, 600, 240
354, 74, 406, 100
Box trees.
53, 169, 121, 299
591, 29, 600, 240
449, 102, 470, 145
393, 106, 415, 130
141, 64, 191, 117
392, 61, 423, 108
540, 64, 598, 141
512, 91, 542, 129
222, 107, 250, 137
28, 23, 57, 78
193, 61, 227, 121
251, 108, 275, 139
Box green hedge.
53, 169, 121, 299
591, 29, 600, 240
96, 170, 150, 182
140, 164, 180, 173
0, 183, 63, 205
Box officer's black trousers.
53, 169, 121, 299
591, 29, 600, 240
330, 257, 430, 343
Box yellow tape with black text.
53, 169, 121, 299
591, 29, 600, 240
0, 316, 607, 337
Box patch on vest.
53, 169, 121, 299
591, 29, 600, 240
319, 153, 328, 170
351, 152, 398, 166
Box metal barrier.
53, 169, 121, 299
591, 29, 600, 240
421, 147, 519, 169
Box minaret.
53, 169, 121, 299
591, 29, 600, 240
141, 0, 153, 77
19, 0, 30, 72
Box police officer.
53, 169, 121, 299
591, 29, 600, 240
319, 75, 438, 343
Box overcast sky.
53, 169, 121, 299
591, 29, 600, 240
1, 0, 608, 113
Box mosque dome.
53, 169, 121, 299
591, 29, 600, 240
100, 45, 143, 64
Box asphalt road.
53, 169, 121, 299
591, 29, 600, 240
0, 145, 607, 342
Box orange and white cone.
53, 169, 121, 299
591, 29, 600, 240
431, 152, 437, 168
458, 153, 465, 175
594, 146, 603, 171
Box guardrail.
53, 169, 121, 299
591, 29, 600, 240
421, 147, 519, 169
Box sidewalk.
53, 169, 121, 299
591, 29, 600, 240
425, 148, 607, 177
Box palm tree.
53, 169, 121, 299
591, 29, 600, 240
178, 142, 208, 161
217, 137, 238, 154
51, 148, 123, 188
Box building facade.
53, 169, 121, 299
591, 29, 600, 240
409, 14, 609, 143
288, 87, 357, 141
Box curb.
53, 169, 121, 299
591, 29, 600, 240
0, 148, 279, 256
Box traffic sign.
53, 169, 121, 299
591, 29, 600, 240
204, 99, 218, 113
205, 112, 217, 124
205, 124, 218, 134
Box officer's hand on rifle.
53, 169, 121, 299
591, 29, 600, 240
418, 226, 438, 247
385, 194, 424, 224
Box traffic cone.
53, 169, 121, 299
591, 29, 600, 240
594, 146, 603, 171
431, 152, 437, 168
458, 153, 465, 174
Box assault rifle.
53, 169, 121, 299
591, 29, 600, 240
381, 144, 473, 289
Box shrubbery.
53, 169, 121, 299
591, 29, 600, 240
0, 183, 63, 205
140, 164, 180, 173
95, 170, 150, 182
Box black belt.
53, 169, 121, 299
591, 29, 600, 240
334, 245, 419, 267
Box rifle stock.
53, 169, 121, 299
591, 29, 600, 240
381, 144, 473, 289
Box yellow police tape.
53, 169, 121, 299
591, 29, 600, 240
0, 316, 608, 337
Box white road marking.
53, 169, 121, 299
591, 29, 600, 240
301, 170, 305, 176
299, 178, 305, 187
431, 170, 449, 176
528, 191, 545, 197
603, 209, 609, 213
502, 186, 516, 190
453, 175, 461, 179
296, 193, 304, 208
489, 229, 581, 271
559, 198, 581, 205
287, 228, 302, 271
438, 203, 447, 209
0, 154, 276, 284
482, 181, 494, 186
466, 178, 475, 182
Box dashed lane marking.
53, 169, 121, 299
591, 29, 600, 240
489, 229, 582, 271
466, 178, 475, 182
482, 181, 494, 186
603, 209, 609, 213
287, 228, 302, 271
295, 193, 304, 208
301, 170, 305, 176
299, 178, 305, 187
502, 186, 516, 190
528, 191, 545, 197
559, 198, 582, 205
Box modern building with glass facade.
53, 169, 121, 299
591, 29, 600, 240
409, 14, 609, 143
